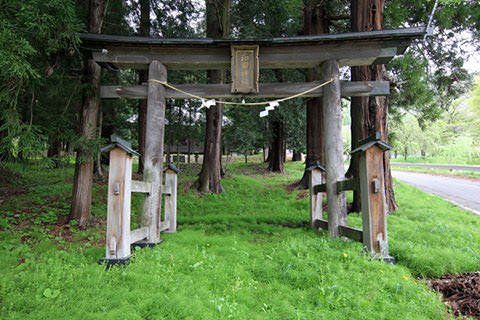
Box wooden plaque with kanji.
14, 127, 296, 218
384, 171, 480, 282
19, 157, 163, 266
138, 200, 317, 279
231, 45, 259, 94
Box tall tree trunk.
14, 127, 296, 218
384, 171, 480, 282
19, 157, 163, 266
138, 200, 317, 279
69, 0, 104, 227
197, 0, 230, 193
292, 150, 302, 161
137, 0, 150, 174
47, 138, 63, 168
348, 0, 398, 213
268, 70, 287, 173
298, 0, 328, 188
94, 104, 103, 177
268, 120, 285, 173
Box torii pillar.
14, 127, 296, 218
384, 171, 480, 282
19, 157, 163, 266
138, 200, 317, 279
322, 60, 347, 238
141, 60, 167, 245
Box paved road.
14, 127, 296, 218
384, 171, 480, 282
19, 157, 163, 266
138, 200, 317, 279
392, 170, 480, 215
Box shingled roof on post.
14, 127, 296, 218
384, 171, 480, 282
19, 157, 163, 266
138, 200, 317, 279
101, 134, 140, 157
164, 163, 181, 174
350, 132, 392, 155
305, 160, 326, 172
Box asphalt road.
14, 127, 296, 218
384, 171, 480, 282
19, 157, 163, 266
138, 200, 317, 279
392, 170, 480, 215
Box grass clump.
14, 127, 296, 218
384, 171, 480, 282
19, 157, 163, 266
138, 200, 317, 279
1, 161, 478, 319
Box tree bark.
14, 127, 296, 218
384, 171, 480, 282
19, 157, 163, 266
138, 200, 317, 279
94, 104, 103, 177
137, 0, 150, 174
348, 0, 398, 213
292, 150, 302, 161
268, 70, 287, 173
268, 120, 286, 173
69, 0, 104, 227
298, 0, 329, 188
197, 0, 230, 193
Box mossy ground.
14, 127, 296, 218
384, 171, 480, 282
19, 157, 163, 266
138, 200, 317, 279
1, 160, 479, 319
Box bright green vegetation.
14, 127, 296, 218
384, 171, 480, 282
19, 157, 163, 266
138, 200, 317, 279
2, 161, 480, 319
391, 157, 480, 165
391, 166, 480, 179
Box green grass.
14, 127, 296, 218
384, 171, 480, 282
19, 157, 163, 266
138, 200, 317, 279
1, 161, 479, 319
390, 156, 480, 165
391, 166, 480, 179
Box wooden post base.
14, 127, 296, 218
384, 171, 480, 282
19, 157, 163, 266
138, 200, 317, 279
131, 240, 163, 250
369, 254, 396, 265
99, 255, 133, 270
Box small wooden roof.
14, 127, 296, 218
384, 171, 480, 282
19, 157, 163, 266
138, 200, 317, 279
306, 160, 326, 172
350, 133, 392, 155
80, 27, 430, 70
164, 163, 181, 174
101, 134, 140, 157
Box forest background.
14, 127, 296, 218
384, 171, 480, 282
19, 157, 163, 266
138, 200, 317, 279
1, 0, 480, 223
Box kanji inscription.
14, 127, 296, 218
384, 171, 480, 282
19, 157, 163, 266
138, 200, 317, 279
231, 45, 259, 93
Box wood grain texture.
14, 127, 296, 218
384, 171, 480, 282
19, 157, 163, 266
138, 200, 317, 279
100, 81, 390, 99
141, 61, 167, 244
80, 27, 427, 46
309, 168, 323, 227
313, 219, 328, 230
131, 180, 150, 193
105, 148, 132, 259
366, 147, 388, 254
91, 42, 400, 70
165, 170, 177, 233
322, 60, 347, 238
130, 226, 149, 244
163, 170, 177, 233
338, 225, 363, 243
359, 146, 389, 255
359, 152, 372, 250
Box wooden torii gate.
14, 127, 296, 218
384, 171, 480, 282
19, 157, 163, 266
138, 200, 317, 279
80, 27, 428, 265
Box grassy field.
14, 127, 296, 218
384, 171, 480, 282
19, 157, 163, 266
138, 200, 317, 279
1, 161, 480, 319
391, 166, 480, 179
390, 156, 480, 165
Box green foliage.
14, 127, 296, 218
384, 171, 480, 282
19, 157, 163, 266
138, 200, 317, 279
385, 0, 478, 122
467, 75, 480, 143
2, 161, 480, 318
231, 0, 303, 37
0, 0, 82, 161
224, 106, 266, 157
390, 89, 480, 163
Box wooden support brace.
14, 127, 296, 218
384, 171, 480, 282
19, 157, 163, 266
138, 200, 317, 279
162, 185, 172, 195
131, 180, 151, 193
130, 227, 149, 244
338, 225, 363, 243
313, 184, 327, 194
336, 178, 358, 193
313, 219, 363, 243
313, 178, 358, 194
309, 167, 324, 228
163, 169, 178, 233
313, 219, 329, 230
159, 222, 170, 232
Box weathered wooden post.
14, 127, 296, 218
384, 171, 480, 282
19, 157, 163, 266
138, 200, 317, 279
351, 133, 395, 262
322, 60, 347, 238
100, 135, 140, 266
163, 163, 180, 233
307, 161, 326, 228
141, 60, 167, 246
